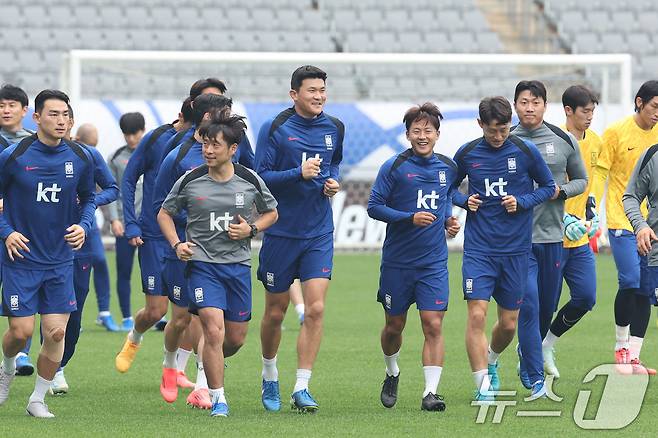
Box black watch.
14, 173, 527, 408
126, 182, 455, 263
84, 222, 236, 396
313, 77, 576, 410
249, 224, 258, 238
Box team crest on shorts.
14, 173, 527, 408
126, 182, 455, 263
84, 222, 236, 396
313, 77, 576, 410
235, 192, 245, 208
9, 295, 18, 310
507, 157, 516, 173
465, 278, 473, 293
147, 276, 155, 290
195, 287, 204, 303
173, 286, 181, 300
325, 134, 333, 150
266, 272, 274, 287
439, 170, 446, 185
65, 161, 74, 178
385, 293, 392, 309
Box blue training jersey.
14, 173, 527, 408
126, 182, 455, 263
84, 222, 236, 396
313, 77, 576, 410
121, 123, 177, 239
0, 135, 96, 269
255, 107, 344, 239
368, 149, 458, 268
453, 135, 556, 256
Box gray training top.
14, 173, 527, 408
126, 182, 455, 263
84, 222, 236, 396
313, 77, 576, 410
107, 145, 142, 222
162, 163, 277, 266
623, 145, 658, 266
512, 122, 588, 243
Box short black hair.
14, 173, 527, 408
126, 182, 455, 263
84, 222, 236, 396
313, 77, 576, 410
0, 84, 28, 107
67, 103, 74, 120
562, 85, 599, 111
192, 93, 233, 126
514, 80, 547, 103
34, 89, 69, 114
180, 97, 194, 123
119, 112, 145, 134
403, 102, 443, 131
634, 80, 658, 112
198, 108, 247, 147
189, 78, 227, 100
479, 96, 512, 124
291, 65, 327, 91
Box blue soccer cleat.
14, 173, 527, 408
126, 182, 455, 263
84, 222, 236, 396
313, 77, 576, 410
473, 390, 495, 403
291, 389, 319, 413
154, 318, 167, 331
96, 314, 120, 332
488, 362, 500, 392
261, 380, 281, 412
15, 355, 34, 377
516, 345, 532, 389
210, 401, 229, 417
121, 318, 134, 332
526, 380, 547, 401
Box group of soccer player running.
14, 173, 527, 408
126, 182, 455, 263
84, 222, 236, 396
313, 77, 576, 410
0, 65, 656, 418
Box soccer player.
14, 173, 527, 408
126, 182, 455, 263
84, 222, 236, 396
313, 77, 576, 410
256, 65, 344, 413
541, 86, 601, 378
158, 110, 278, 417
0, 90, 96, 417
453, 96, 555, 401
107, 112, 146, 331
592, 80, 658, 373
511, 80, 588, 397
114, 98, 193, 373
368, 102, 460, 411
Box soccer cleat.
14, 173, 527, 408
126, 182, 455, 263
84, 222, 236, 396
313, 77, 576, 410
177, 371, 195, 389
121, 318, 134, 332
473, 390, 495, 403
488, 363, 500, 392
96, 314, 120, 332
290, 389, 319, 413
187, 388, 212, 409
380, 373, 399, 408
49, 370, 69, 395
210, 401, 229, 417
516, 345, 531, 389
115, 337, 140, 373
154, 318, 167, 331
0, 367, 16, 404
261, 380, 281, 411
15, 354, 34, 376
630, 359, 657, 375
421, 393, 446, 411
543, 347, 560, 379
26, 400, 55, 418
615, 348, 632, 374
526, 380, 547, 401
160, 368, 178, 403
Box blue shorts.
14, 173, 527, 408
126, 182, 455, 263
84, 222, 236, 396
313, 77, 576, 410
162, 258, 188, 307
1, 264, 76, 316
257, 232, 333, 293
187, 261, 251, 322
378, 264, 449, 315
638, 256, 656, 303
137, 238, 168, 296
462, 252, 528, 310
608, 229, 642, 290
560, 244, 597, 310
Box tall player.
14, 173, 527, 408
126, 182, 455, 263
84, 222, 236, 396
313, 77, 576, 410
454, 96, 555, 401
0, 90, 96, 417
541, 86, 601, 378
368, 103, 459, 411
592, 80, 658, 373
256, 65, 344, 412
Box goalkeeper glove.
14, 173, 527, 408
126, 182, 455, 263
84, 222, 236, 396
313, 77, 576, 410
564, 213, 587, 241
587, 214, 600, 238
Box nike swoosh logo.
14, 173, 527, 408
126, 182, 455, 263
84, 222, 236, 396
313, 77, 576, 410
322, 267, 331, 273
435, 300, 445, 305
25, 166, 39, 171
69, 300, 77, 306
406, 173, 420, 178
628, 147, 636, 151
471, 163, 483, 168
288, 137, 300, 141
239, 311, 249, 316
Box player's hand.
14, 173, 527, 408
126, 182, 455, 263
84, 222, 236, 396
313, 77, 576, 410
637, 227, 658, 256
65, 224, 86, 250
563, 213, 587, 241
586, 214, 600, 238
551, 186, 561, 200
228, 214, 251, 240
467, 194, 482, 212
445, 216, 460, 238
323, 178, 340, 197
301, 157, 322, 180
501, 195, 517, 213
413, 211, 436, 227
175, 242, 196, 261
5, 231, 29, 261
111, 220, 125, 237
128, 236, 144, 247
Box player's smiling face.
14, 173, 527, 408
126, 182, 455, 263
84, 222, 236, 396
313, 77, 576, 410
479, 119, 510, 148
203, 132, 236, 168
514, 90, 546, 129
406, 119, 438, 158
291, 78, 326, 118
34, 98, 69, 144
0, 99, 28, 132
637, 96, 658, 129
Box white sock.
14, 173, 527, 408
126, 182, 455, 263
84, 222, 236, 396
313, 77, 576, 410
15, 352, 27, 359
422, 366, 442, 397
473, 369, 490, 393
615, 325, 630, 350
384, 350, 400, 377
177, 348, 192, 372
123, 317, 133, 322
295, 303, 305, 318
208, 387, 226, 404
98, 311, 111, 317
293, 368, 312, 393
262, 356, 278, 382
163, 348, 177, 369
542, 331, 559, 350
629, 336, 644, 361
29, 375, 52, 403
128, 329, 143, 344
487, 346, 500, 365
195, 357, 208, 391
2, 355, 16, 375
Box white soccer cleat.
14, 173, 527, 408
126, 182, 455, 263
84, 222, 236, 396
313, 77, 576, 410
0, 366, 16, 405
543, 347, 560, 379
49, 370, 69, 395
26, 400, 55, 418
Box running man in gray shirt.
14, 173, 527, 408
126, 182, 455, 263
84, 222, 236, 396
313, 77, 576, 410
511, 80, 588, 398
158, 111, 278, 417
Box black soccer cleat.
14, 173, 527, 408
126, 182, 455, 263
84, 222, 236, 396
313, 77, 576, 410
421, 393, 446, 412
380, 373, 399, 408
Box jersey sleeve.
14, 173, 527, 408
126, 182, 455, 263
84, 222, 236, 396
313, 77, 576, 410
591, 127, 616, 211
77, 156, 98, 236
122, 132, 152, 238
367, 160, 413, 223
253, 172, 278, 213
0, 149, 15, 238
561, 138, 588, 198
623, 151, 652, 233
451, 147, 469, 209
255, 120, 302, 189
161, 176, 185, 216
106, 153, 120, 221
237, 136, 255, 170
330, 124, 344, 181
152, 149, 180, 221
516, 143, 557, 210
89, 147, 119, 207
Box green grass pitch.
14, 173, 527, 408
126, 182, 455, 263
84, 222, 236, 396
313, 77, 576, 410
1, 252, 656, 437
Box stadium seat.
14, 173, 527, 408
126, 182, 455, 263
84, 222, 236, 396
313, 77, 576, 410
277, 9, 302, 31
23, 5, 50, 27
333, 10, 360, 33
73, 6, 99, 28
436, 10, 463, 32
176, 7, 200, 29
371, 32, 400, 53
252, 9, 278, 31
47, 6, 74, 28
344, 32, 372, 52
0, 5, 22, 27
382, 9, 412, 32
200, 8, 225, 28
600, 34, 627, 53
129, 30, 159, 51
225, 9, 252, 31
27, 29, 55, 50
99, 6, 125, 29
124, 7, 150, 29
462, 10, 490, 32
181, 31, 208, 51
572, 33, 600, 54
359, 10, 386, 32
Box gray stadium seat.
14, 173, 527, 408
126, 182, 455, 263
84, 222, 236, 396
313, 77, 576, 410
103, 29, 134, 50
257, 32, 285, 51
277, 9, 302, 31
450, 32, 478, 53
307, 33, 337, 52
424, 31, 453, 53
0, 51, 18, 67
124, 7, 150, 29
16, 51, 44, 73
77, 29, 105, 49
436, 10, 463, 32
0, 6, 22, 26
572, 33, 600, 53
611, 12, 637, 33
600, 34, 627, 53
129, 30, 159, 51
99, 6, 124, 29
48, 6, 74, 27
252, 9, 278, 31
281, 32, 309, 52
176, 7, 200, 29
638, 12, 658, 33
225, 9, 252, 30
397, 32, 426, 52
200, 8, 225, 28
587, 11, 611, 33
300, 10, 329, 31
73, 6, 99, 28
383, 9, 412, 32
333, 10, 360, 33
181, 30, 208, 51
409, 9, 436, 30
23, 5, 49, 27
27, 29, 55, 50
42, 50, 65, 70
462, 10, 490, 32
627, 33, 652, 55
156, 30, 183, 51
371, 32, 400, 53
231, 31, 259, 51
476, 32, 504, 53
344, 32, 371, 52
150, 7, 176, 28
359, 10, 385, 32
